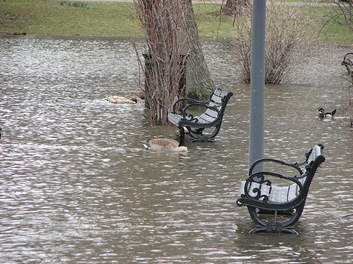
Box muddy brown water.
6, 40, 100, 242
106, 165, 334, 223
1, 35, 353, 263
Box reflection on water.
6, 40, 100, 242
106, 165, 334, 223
1, 35, 353, 263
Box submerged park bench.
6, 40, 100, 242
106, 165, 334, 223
168, 88, 233, 142
236, 144, 325, 235
342, 52, 353, 75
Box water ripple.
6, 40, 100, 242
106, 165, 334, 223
1, 36, 353, 263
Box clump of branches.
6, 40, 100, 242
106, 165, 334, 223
321, 0, 353, 33
221, 0, 251, 16
134, 0, 190, 125
233, 2, 315, 84
322, 0, 353, 126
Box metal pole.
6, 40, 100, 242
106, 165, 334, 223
249, 0, 266, 172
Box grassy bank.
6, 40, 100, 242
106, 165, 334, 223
0, 0, 234, 37
0, 0, 352, 43
0, 0, 141, 37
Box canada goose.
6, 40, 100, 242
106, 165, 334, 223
318, 108, 336, 118
107, 96, 137, 104
140, 138, 187, 151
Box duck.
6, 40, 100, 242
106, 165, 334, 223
318, 108, 336, 118
140, 138, 187, 152
107, 96, 137, 104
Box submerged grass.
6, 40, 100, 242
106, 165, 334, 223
0, 0, 352, 43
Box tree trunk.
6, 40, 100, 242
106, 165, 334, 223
222, 0, 251, 16
182, 0, 215, 99
135, 0, 215, 125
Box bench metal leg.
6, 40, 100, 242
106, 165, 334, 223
188, 127, 204, 134
249, 223, 298, 235
188, 123, 222, 142
247, 204, 305, 235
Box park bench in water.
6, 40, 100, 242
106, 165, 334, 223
168, 88, 233, 143
342, 52, 353, 75
236, 144, 325, 235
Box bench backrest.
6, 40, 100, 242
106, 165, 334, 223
198, 88, 233, 124
300, 144, 325, 191
282, 145, 325, 201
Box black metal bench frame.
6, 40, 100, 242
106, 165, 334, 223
236, 144, 325, 235
342, 52, 353, 75
168, 88, 233, 143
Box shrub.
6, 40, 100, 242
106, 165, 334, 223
233, 2, 315, 84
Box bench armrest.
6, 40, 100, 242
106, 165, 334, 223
171, 98, 222, 122
342, 60, 353, 66
179, 102, 220, 123
242, 171, 304, 202
171, 98, 210, 114
343, 53, 353, 65
182, 102, 220, 119
249, 158, 305, 176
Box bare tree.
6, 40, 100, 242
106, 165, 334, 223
221, 0, 251, 16
322, 1, 353, 126
135, 0, 215, 125
233, 2, 315, 84
321, 0, 353, 33
135, 0, 185, 125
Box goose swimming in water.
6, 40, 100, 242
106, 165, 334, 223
318, 108, 336, 118
140, 138, 187, 152
107, 96, 137, 104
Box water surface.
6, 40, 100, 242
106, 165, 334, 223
1, 35, 353, 263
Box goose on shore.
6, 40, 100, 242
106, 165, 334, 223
107, 96, 137, 104
140, 138, 187, 152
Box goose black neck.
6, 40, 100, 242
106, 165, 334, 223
179, 127, 186, 147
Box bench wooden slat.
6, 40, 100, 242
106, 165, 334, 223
167, 113, 182, 126
198, 114, 217, 123
211, 96, 223, 104
208, 101, 222, 110
204, 108, 219, 118
213, 88, 228, 98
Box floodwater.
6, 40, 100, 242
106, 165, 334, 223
1, 35, 353, 263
